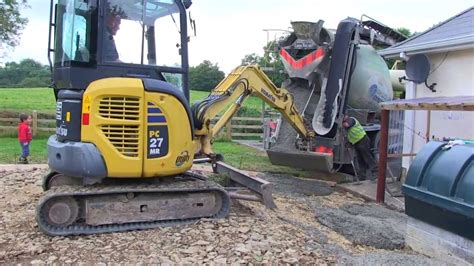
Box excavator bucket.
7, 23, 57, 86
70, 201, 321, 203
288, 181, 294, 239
267, 149, 334, 172
193, 158, 277, 209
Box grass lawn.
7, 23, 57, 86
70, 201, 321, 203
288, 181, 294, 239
212, 141, 306, 175
0, 88, 264, 116
189, 90, 209, 104
0, 137, 49, 164
189, 90, 264, 116
0, 88, 56, 113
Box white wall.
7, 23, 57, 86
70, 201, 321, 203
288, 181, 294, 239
402, 82, 416, 170
411, 49, 474, 154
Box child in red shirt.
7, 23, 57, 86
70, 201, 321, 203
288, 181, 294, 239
18, 113, 33, 164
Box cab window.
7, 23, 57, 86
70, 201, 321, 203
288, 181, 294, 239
54, 0, 96, 66
104, 0, 182, 67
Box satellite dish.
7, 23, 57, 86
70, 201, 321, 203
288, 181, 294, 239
405, 54, 430, 84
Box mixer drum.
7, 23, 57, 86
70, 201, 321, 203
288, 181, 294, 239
348, 45, 393, 112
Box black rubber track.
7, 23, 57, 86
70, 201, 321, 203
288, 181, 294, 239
36, 177, 231, 236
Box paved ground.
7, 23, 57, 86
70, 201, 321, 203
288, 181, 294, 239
0, 165, 442, 264
340, 180, 405, 211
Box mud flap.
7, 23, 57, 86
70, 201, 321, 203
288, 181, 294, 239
267, 149, 334, 173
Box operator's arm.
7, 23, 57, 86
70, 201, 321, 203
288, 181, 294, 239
104, 35, 120, 62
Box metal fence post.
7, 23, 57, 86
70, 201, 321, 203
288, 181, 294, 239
377, 109, 389, 203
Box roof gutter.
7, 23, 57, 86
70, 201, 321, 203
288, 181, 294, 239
379, 35, 474, 58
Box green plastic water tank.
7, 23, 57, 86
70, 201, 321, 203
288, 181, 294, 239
403, 141, 474, 240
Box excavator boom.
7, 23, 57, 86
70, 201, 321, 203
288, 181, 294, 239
192, 65, 314, 155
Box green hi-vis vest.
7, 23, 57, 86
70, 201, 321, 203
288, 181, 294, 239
347, 118, 366, 144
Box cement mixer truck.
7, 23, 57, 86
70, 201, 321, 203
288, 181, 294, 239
266, 17, 407, 177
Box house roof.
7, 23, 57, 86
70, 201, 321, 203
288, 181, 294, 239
380, 7, 474, 58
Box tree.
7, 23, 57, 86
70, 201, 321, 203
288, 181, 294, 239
163, 73, 182, 88
241, 41, 286, 86
241, 53, 263, 66
0, 58, 50, 87
385, 27, 415, 69
397, 27, 412, 38
189, 60, 225, 92
261, 41, 286, 86
0, 0, 29, 48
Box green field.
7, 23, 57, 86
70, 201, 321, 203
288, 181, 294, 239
0, 88, 264, 115
0, 137, 49, 164
0, 88, 56, 113
212, 141, 305, 175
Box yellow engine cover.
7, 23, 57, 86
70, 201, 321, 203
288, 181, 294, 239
81, 78, 194, 178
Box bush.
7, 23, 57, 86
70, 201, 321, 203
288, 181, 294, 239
236, 106, 261, 117
189, 60, 225, 92
18, 77, 50, 88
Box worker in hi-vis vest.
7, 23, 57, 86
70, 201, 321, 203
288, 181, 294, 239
342, 115, 377, 180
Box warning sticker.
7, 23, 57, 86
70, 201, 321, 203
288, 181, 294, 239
82, 96, 91, 113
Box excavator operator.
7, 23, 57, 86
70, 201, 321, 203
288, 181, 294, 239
104, 9, 122, 62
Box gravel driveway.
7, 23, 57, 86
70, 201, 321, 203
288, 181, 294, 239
0, 165, 439, 264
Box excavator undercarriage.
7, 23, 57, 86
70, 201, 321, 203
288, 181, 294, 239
38, 158, 277, 236
37, 172, 230, 236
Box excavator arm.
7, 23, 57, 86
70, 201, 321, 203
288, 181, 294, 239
192, 65, 314, 155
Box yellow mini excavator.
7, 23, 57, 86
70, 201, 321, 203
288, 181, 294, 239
38, 0, 314, 235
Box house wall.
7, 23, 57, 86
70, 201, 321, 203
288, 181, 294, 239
410, 49, 474, 156
402, 82, 416, 169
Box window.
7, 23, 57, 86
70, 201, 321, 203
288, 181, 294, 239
163, 72, 183, 89
153, 8, 182, 67
61, 14, 87, 61
55, 0, 96, 66
104, 0, 183, 67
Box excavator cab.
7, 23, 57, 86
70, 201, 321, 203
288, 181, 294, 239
46, 0, 197, 179
49, 0, 191, 97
